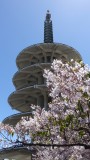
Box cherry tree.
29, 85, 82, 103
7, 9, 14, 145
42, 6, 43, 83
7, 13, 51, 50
0, 59, 90, 159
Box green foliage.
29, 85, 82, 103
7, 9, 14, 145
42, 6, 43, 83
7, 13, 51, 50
83, 92, 89, 98
77, 100, 84, 112
79, 130, 85, 138
85, 72, 90, 78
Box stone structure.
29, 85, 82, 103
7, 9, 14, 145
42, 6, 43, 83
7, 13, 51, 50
1, 11, 82, 159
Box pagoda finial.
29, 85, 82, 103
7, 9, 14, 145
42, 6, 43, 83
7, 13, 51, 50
44, 10, 53, 43
46, 10, 51, 21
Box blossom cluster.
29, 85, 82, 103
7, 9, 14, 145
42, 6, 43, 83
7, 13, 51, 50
0, 60, 90, 159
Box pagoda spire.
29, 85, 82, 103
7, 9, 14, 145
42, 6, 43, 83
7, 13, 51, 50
44, 10, 53, 43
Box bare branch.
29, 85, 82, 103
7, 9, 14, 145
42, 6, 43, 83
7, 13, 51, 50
17, 141, 90, 149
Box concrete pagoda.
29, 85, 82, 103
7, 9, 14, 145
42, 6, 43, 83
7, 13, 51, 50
3, 11, 82, 126
1, 11, 82, 159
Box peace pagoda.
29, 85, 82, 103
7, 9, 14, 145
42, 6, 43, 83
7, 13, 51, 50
0, 11, 82, 160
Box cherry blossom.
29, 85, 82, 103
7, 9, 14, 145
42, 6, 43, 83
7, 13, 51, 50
0, 60, 90, 159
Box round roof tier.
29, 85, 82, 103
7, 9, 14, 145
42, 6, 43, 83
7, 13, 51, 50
0, 146, 34, 160
16, 43, 82, 69
3, 112, 32, 126
13, 63, 51, 90
8, 85, 48, 112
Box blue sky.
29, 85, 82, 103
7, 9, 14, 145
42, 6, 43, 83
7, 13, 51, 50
0, 0, 90, 121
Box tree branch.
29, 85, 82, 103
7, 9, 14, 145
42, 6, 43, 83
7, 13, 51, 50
17, 141, 90, 149
0, 132, 13, 143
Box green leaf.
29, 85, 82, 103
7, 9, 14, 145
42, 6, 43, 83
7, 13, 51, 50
79, 130, 84, 138
83, 92, 88, 98
87, 100, 90, 109
86, 72, 90, 78
77, 100, 84, 112
65, 115, 73, 124
11, 132, 14, 137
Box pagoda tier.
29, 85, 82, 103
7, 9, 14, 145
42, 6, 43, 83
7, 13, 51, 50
8, 43, 82, 113
0, 146, 34, 160
3, 112, 32, 126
